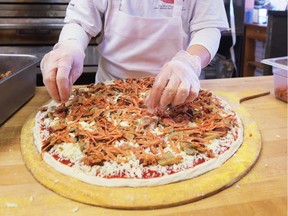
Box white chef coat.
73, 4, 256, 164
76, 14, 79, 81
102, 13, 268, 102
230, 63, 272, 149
59, 0, 229, 82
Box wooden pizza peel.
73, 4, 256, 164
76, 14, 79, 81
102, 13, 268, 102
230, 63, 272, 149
20, 89, 269, 210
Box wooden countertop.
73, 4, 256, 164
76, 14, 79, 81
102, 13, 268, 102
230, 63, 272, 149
0, 76, 287, 216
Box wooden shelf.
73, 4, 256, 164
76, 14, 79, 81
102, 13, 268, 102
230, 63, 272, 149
243, 23, 267, 77
247, 61, 265, 69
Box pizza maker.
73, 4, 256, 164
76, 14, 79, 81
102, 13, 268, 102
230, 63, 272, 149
0, 54, 39, 125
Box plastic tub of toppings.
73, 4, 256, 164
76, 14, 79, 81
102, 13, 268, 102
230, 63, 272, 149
0, 54, 39, 125
262, 56, 288, 103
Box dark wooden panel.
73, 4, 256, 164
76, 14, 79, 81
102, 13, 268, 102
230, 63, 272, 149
264, 10, 288, 75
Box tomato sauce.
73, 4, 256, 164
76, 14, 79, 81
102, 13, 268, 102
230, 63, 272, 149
218, 146, 230, 155
52, 154, 74, 167
52, 153, 214, 180
101, 159, 207, 179
142, 169, 164, 178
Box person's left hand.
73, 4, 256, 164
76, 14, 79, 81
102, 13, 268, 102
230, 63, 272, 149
145, 50, 202, 113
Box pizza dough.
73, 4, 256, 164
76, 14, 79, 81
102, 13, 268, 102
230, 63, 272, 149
33, 77, 243, 187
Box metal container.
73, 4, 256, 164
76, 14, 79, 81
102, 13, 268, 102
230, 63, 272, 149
0, 54, 38, 125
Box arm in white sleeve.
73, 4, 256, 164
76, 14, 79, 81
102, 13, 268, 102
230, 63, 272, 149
187, 0, 229, 63
57, 0, 108, 50
188, 28, 221, 63
58, 23, 92, 51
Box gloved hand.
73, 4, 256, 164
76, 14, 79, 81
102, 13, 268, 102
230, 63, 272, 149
145, 50, 202, 113
40, 39, 85, 103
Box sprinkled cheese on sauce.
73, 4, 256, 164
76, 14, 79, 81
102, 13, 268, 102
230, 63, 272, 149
119, 121, 129, 127
79, 122, 92, 131
51, 143, 84, 163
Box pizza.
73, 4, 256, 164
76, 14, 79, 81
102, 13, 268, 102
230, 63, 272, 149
34, 77, 243, 187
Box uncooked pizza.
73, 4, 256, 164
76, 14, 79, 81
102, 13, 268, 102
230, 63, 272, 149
34, 77, 243, 187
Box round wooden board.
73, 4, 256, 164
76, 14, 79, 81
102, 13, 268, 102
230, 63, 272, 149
20, 92, 262, 210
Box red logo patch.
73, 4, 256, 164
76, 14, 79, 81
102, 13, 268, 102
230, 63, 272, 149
161, 0, 174, 4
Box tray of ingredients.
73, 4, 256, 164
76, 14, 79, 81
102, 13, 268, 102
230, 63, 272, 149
0, 54, 39, 125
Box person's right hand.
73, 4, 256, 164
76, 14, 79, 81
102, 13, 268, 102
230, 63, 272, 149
40, 39, 85, 103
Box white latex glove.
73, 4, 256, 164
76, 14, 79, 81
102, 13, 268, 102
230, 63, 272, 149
40, 39, 85, 103
145, 50, 201, 113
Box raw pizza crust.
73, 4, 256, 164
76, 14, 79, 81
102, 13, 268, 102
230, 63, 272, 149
33, 79, 244, 188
